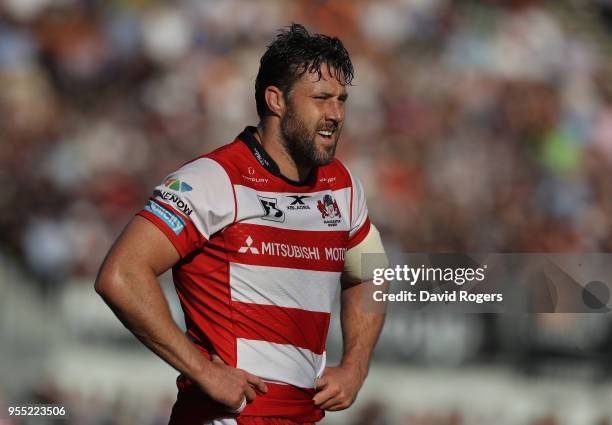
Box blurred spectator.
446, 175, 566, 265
351, 400, 391, 425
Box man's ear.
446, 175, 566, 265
264, 86, 285, 117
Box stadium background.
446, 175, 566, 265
2, 0, 612, 423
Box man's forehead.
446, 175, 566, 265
297, 64, 348, 92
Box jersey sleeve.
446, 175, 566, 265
137, 158, 235, 258
347, 171, 371, 249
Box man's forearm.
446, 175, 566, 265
339, 280, 385, 380
312, 280, 385, 411
95, 266, 209, 382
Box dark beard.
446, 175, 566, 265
280, 103, 337, 167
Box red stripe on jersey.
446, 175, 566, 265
242, 383, 323, 422
232, 302, 330, 355
170, 380, 323, 424
347, 217, 371, 249
225, 223, 348, 272
237, 414, 318, 425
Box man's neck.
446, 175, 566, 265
254, 123, 312, 182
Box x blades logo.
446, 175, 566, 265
287, 195, 310, 205
286, 195, 311, 210
164, 177, 193, 192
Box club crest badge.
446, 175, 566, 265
317, 194, 342, 226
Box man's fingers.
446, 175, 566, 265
244, 383, 257, 402
319, 398, 339, 411
313, 386, 337, 406
319, 394, 349, 411
314, 376, 328, 391
325, 401, 347, 411
244, 371, 268, 393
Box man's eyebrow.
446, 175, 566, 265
315, 91, 349, 99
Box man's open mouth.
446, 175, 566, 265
317, 129, 334, 139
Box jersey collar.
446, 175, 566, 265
238, 126, 314, 187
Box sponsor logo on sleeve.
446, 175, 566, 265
164, 177, 193, 192
144, 200, 185, 235
154, 189, 193, 217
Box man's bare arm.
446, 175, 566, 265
314, 281, 385, 411
339, 280, 385, 380
95, 216, 266, 409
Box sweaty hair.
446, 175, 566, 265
255, 23, 354, 119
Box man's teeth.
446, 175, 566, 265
318, 130, 333, 136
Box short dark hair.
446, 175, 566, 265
255, 23, 354, 119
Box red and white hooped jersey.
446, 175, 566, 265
138, 127, 371, 422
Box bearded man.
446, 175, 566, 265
95, 23, 387, 425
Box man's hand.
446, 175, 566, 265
195, 354, 268, 412
313, 365, 365, 411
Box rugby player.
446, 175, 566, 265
95, 23, 386, 425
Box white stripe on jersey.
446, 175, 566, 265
233, 185, 351, 231
236, 338, 325, 389
229, 263, 340, 313
204, 419, 237, 425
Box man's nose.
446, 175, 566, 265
325, 100, 344, 123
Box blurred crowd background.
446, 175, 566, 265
2, 0, 612, 424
